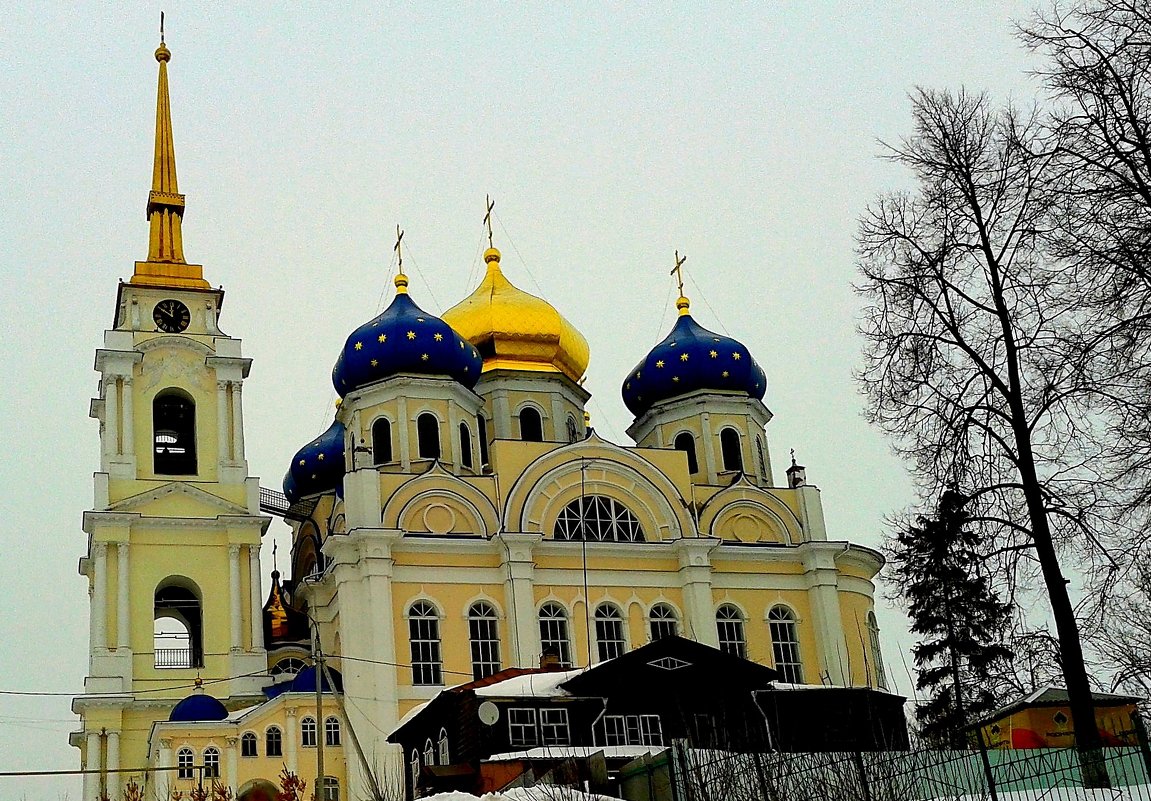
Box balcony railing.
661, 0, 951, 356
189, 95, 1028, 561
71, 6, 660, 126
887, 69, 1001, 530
154, 647, 196, 669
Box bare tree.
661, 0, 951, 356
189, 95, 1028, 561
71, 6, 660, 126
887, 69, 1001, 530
856, 88, 1111, 783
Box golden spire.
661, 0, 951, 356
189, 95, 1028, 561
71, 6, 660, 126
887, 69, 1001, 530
671, 250, 690, 315
393, 225, 409, 294
130, 16, 209, 288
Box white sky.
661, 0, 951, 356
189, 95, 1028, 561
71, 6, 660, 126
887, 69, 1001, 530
0, 3, 1041, 796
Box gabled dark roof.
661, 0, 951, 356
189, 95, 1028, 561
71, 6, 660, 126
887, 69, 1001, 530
978, 684, 1143, 725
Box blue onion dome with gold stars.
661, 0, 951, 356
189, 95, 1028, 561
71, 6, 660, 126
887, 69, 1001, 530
331, 273, 482, 397
622, 295, 767, 417
283, 418, 346, 503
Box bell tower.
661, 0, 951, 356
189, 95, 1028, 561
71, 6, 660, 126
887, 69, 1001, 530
72, 31, 269, 801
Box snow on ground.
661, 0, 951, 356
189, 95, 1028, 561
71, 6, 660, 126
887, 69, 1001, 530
939, 787, 1147, 801
422, 787, 623, 801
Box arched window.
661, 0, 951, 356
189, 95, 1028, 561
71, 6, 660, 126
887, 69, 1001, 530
417, 413, 441, 460
241, 732, 258, 757
438, 728, 450, 765
538, 603, 572, 667
716, 605, 746, 658
265, 726, 283, 757
867, 611, 888, 690
325, 716, 341, 747
468, 602, 501, 680
424, 738, 436, 766
519, 407, 543, 442
756, 436, 768, 478
674, 432, 699, 474
270, 656, 308, 679
649, 604, 678, 641
153, 390, 197, 475
553, 496, 644, 542
768, 606, 804, 684
566, 415, 580, 443
321, 777, 340, 801
409, 749, 421, 797
720, 428, 743, 472
409, 601, 443, 685
203, 746, 220, 779
154, 580, 203, 668
459, 422, 473, 468
176, 748, 194, 780
478, 415, 490, 467
372, 418, 392, 465
595, 604, 626, 662
301, 716, 317, 748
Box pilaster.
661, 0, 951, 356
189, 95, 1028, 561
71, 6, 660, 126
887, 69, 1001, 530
673, 538, 720, 646
495, 532, 544, 664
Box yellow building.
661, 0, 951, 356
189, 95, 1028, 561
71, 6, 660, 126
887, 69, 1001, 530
74, 31, 887, 801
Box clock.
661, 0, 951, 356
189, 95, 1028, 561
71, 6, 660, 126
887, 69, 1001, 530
153, 299, 191, 333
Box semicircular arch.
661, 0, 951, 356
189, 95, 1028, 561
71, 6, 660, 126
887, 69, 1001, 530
382, 469, 499, 535
698, 485, 802, 544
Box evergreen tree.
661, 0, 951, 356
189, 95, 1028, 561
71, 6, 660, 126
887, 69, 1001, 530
891, 490, 1015, 748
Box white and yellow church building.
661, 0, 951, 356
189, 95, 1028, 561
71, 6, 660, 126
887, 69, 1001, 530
72, 35, 888, 801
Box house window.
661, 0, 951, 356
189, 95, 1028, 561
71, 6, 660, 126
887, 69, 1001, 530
674, 432, 699, 474
649, 604, 678, 641
867, 611, 888, 690
566, 415, 580, 443
768, 605, 804, 684
321, 777, 339, 801
372, 418, 392, 464
553, 495, 644, 542
519, 407, 543, 441
509, 708, 538, 748
438, 728, 450, 765
325, 716, 341, 747
424, 739, 436, 766
468, 602, 501, 680
720, 428, 743, 472
541, 708, 571, 746
176, 748, 194, 780
301, 717, 317, 748
478, 415, 490, 467
538, 603, 572, 667
603, 715, 663, 746
153, 390, 197, 475
265, 726, 282, 757
417, 413, 441, 460
241, 732, 257, 757
716, 604, 747, 658
203, 747, 220, 779
409, 601, 443, 685
594, 604, 626, 662
409, 750, 420, 797
154, 580, 203, 669
459, 422, 473, 468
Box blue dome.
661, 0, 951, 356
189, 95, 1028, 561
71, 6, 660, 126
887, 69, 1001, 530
169, 692, 229, 722
284, 419, 346, 503
331, 276, 483, 397
288, 665, 343, 694
622, 304, 767, 418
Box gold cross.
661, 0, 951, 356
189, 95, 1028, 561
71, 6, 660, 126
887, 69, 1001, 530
670, 250, 687, 296
394, 225, 405, 270
484, 195, 495, 248
160, 11, 165, 43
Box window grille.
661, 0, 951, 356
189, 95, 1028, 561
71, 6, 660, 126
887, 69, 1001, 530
203, 747, 220, 779
437, 729, 450, 765
553, 495, 644, 542
176, 748, 194, 780
649, 604, 678, 641
603, 714, 663, 746
265, 727, 282, 757
325, 716, 341, 747
541, 708, 571, 746
409, 601, 443, 685
508, 708, 538, 748
716, 604, 747, 658
538, 603, 572, 667
595, 604, 626, 661
301, 717, 317, 748
241, 732, 257, 757
768, 606, 804, 683
468, 602, 501, 680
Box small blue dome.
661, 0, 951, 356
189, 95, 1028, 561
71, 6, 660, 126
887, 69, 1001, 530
622, 303, 767, 418
284, 419, 346, 503
331, 276, 483, 397
289, 665, 343, 694
169, 692, 229, 722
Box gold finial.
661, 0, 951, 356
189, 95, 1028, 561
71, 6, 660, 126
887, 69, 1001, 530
393, 225, 409, 293
156, 12, 170, 61
671, 250, 690, 315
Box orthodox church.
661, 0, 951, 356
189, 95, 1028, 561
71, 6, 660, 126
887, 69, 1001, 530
72, 35, 888, 801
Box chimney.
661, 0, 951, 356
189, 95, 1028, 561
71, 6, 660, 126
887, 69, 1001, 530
539, 647, 563, 671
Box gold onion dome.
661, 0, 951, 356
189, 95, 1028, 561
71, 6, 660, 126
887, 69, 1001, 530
442, 247, 590, 383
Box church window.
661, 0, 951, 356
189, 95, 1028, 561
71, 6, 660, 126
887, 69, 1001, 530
674, 432, 699, 474
553, 495, 644, 542
270, 656, 307, 678
176, 748, 194, 780
203, 746, 220, 779
154, 580, 203, 669
478, 415, 490, 467
408, 601, 443, 685
459, 422, 473, 468
265, 726, 282, 757
768, 606, 804, 684
438, 728, 450, 765
372, 417, 392, 464
301, 716, 317, 747
508, 708, 538, 747
325, 716, 341, 747
649, 604, 678, 641
321, 777, 340, 801
409, 749, 421, 797
468, 602, 501, 680
241, 732, 257, 757
720, 428, 743, 472
595, 604, 626, 661
716, 604, 747, 658
867, 611, 888, 690
519, 406, 543, 442
423, 738, 436, 766
756, 436, 768, 478
566, 414, 580, 443
153, 390, 197, 475
417, 413, 441, 460
541, 708, 571, 745
538, 603, 572, 667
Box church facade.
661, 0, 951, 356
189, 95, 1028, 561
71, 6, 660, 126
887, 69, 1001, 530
72, 36, 888, 801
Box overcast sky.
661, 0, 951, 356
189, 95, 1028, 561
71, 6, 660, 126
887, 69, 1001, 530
0, 3, 1041, 796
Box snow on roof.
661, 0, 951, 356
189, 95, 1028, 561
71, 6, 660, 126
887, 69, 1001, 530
485, 745, 663, 762
422, 787, 625, 801
473, 668, 587, 699
393, 699, 432, 732
224, 704, 262, 721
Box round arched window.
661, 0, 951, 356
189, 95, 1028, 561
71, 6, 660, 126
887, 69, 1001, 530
553, 496, 644, 542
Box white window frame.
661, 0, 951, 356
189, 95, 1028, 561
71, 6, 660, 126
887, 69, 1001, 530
508, 707, 538, 748
649, 603, 679, 641
716, 604, 747, 658
240, 731, 258, 758
768, 605, 804, 684
468, 602, 501, 680
325, 715, 341, 747
301, 716, 317, 748
437, 728, 450, 765
540, 708, 571, 746
538, 603, 572, 668
203, 746, 220, 779
176, 747, 194, 780
594, 604, 627, 662
409, 600, 444, 686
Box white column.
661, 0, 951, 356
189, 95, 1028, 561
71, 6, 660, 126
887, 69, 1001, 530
674, 539, 719, 647
83, 730, 101, 801
157, 739, 173, 801
106, 730, 121, 800
248, 545, 263, 650
232, 382, 246, 463
120, 376, 134, 460
699, 412, 718, 485
229, 545, 242, 652
397, 396, 410, 470
226, 737, 239, 793
216, 381, 230, 465
92, 543, 108, 651
497, 534, 542, 665
103, 378, 119, 462
286, 707, 299, 773
117, 543, 130, 650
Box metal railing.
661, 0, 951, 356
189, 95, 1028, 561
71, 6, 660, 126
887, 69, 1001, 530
154, 647, 195, 669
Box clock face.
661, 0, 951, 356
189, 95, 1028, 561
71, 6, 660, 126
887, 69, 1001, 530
153, 299, 191, 333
